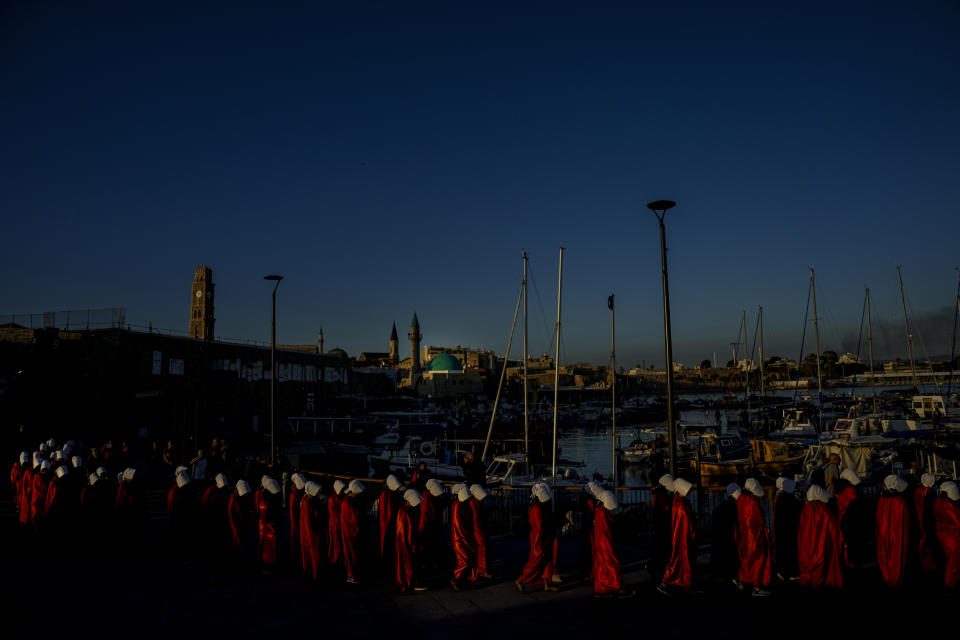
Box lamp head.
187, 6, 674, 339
646, 200, 676, 213
264, 275, 284, 281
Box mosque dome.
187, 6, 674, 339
428, 353, 463, 372
327, 348, 349, 359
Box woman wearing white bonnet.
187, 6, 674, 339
774, 476, 801, 582
658, 478, 695, 596
515, 482, 557, 593
797, 485, 844, 588
915, 472, 939, 573
650, 474, 675, 581
876, 475, 910, 587
341, 479, 366, 584
592, 489, 633, 598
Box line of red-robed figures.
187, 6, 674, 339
12, 449, 146, 535
14, 447, 958, 595
653, 469, 960, 596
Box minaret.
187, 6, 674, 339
318, 327, 324, 354
408, 312, 422, 378
389, 322, 399, 363
189, 266, 215, 340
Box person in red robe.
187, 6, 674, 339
199, 473, 231, 558
395, 488, 423, 591
773, 477, 800, 582
30, 460, 53, 530
340, 479, 366, 584
419, 479, 446, 572
736, 477, 773, 596
451, 483, 478, 590
592, 489, 633, 597
578, 481, 601, 580
515, 483, 557, 593
469, 484, 491, 580
11, 451, 27, 505
798, 485, 845, 588
915, 473, 939, 572
288, 472, 306, 568
299, 480, 327, 580
835, 468, 871, 571
328, 479, 346, 569
228, 480, 253, 557
257, 476, 283, 575
934, 481, 960, 590
377, 474, 405, 565
649, 474, 675, 581
877, 474, 911, 587
166, 470, 197, 562
659, 477, 696, 595
18, 453, 39, 525
43, 464, 75, 532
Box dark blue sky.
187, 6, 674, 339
3, 1, 959, 367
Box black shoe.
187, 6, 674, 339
656, 583, 673, 597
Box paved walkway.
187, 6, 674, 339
4, 494, 948, 638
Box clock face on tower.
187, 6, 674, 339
195, 290, 202, 298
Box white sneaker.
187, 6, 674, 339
551, 574, 563, 584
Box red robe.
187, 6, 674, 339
468, 497, 488, 576
289, 487, 303, 563
518, 501, 553, 583
798, 501, 845, 588
418, 491, 444, 569
328, 492, 342, 565
377, 489, 399, 559
29, 473, 49, 527
933, 497, 960, 588
10, 461, 21, 503
914, 486, 936, 571
736, 494, 772, 587
227, 493, 248, 552
18, 467, 35, 524
256, 489, 279, 566
591, 505, 622, 594
300, 495, 326, 579
451, 498, 477, 581
835, 485, 857, 523
876, 494, 910, 587
395, 503, 417, 590
340, 494, 362, 580
662, 494, 695, 589
43, 476, 71, 522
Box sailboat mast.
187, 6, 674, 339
523, 251, 529, 459
481, 285, 523, 463
743, 309, 750, 422
552, 248, 564, 483
610, 293, 616, 486
866, 287, 878, 414
897, 265, 920, 389
759, 306, 765, 402
810, 268, 823, 431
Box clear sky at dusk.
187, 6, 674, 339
3, 2, 958, 368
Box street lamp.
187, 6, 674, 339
646, 200, 677, 477
264, 275, 284, 467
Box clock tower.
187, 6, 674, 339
189, 266, 215, 340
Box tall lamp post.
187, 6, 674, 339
647, 200, 677, 477
264, 275, 284, 467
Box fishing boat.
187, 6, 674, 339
367, 435, 477, 479
484, 453, 585, 487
